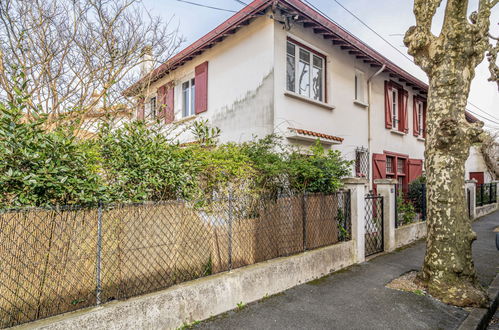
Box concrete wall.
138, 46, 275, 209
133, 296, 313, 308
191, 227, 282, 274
20, 241, 355, 330
476, 203, 498, 219
394, 221, 427, 249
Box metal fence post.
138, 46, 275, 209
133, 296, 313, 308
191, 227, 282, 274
228, 190, 233, 270
96, 201, 103, 305
302, 191, 307, 251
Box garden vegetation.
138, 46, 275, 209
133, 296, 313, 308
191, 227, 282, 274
0, 78, 352, 208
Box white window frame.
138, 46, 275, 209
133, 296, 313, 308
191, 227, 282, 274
391, 88, 399, 131
354, 70, 366, 103
417, 100, 424, 136
286, 39, 326, 102
182, 78, 196, 118
144, 96, 157, 120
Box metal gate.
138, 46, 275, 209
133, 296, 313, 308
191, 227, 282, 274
365, 193, 384, 256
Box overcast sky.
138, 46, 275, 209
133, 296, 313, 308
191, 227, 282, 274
143, 0, 499, 130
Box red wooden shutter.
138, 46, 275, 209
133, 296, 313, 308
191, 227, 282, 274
413, 97, 419, 137
137, 97, 145, 120
384, 81, 393, 129
372, 153, 387, 180
195, 61, 208, 114
408, 159, 423, 183
157, 85, 166, 119
400, 90, 409, 133
165, 85, 175, 124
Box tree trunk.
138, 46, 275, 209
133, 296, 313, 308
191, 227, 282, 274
419, 68, 488, 307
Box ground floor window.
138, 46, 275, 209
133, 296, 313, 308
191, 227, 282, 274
355, 147, 369, 178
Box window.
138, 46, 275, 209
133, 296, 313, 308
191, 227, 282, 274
355, 70, 365, 103
392, 88, 399, 130
144, 96, 156, 120
417, 101, 424, 136
355, 147, 369, 178
397, 158, 405, 175
182, 78, 195, 117
286, 40, 325, 102
386, 156, 394, 174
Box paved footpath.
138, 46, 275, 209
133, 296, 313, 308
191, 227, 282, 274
196, 212, 499, 330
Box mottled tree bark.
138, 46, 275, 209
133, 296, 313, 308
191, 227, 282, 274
404, 0, 497, 307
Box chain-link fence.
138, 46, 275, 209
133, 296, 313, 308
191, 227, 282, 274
0, 191, 350, 328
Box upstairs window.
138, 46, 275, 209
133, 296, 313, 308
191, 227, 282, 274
286, 39, 325, 102
144, 96, 157, 120
354, 70, 365, 103
384, 81, 408, 133
392, 88, 399, 130
182, 78, 196, 117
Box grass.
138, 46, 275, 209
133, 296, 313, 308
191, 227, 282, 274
176, 320, 201, 330
236, 301, 246, 311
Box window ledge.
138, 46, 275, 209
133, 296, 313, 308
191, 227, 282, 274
174, 115, 197, 125
353, 99, 368, 108
284, 91, 335, 110
417, 137, 426, 142
390, 130, 406, 136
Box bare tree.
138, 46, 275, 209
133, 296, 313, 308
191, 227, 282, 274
404, 0, 498, 306
479, 131, 499, 178
0, 0, 182, 130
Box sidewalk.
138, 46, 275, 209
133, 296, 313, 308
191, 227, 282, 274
196, 212, 499, 330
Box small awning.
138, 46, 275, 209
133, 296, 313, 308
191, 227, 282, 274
286, 127, 344, 145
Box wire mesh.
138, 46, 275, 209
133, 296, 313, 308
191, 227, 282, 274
0, 191, 350, 328
364, 193, 383, 257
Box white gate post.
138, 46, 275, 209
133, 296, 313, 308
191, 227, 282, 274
343, 178, 368, 263
465, 179, 477, 220
374, 179, 397, 252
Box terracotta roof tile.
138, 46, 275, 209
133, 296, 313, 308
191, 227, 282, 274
289, 127, 344, 142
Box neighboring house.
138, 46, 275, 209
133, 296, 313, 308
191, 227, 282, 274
125, 0, 492, 186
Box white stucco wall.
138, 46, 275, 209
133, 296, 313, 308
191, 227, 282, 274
143, 14, 276, 143
138, 14, 484, 182
465, 146, 493, 183
273, 21, 369, 168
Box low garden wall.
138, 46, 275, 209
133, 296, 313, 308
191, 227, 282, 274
475, 203, 498, 219
394, 221, 427, 249
16, 241, 356, 330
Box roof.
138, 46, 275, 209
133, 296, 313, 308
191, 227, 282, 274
125, 0, 428, 96
288, 127, 344, 143
125, 0, 481, 125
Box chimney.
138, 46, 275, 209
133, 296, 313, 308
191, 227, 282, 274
140, 45, 154, 76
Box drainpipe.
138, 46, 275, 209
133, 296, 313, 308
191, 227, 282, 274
367, 64, 386, 190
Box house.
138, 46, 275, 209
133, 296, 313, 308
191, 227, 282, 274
125, 0, 493, 186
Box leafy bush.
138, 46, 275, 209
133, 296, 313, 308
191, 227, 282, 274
287, 141, 352, 194
96, 121, 199, 202
407, 175, 426, 214
0, 73, 103, 207
0, 78, 353, 207
396, 193, 417, 226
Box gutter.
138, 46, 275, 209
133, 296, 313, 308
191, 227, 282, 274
367, 64, 386, 189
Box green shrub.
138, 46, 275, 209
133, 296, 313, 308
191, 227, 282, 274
287, 141, 352, 194
0, 72, 103, 207
96, 121, 199, 202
